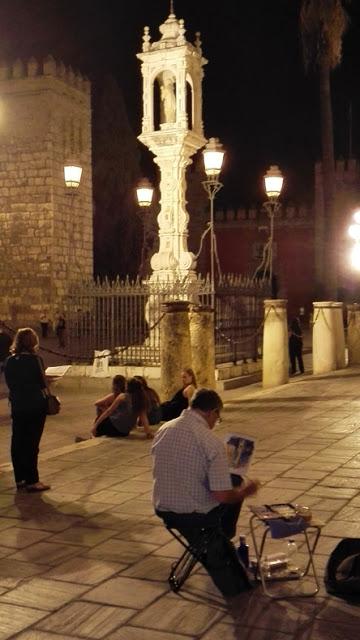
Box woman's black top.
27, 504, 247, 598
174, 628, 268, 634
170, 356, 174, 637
160, 387, 188, 421
4, 353, 47, 413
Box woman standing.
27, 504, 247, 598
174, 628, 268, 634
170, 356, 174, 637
4, 328, 50, 492
289, 317, 305, 375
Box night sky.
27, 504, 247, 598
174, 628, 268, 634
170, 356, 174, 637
0, 0, 359, 206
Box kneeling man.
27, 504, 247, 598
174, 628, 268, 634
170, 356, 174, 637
152, 388, 260, 596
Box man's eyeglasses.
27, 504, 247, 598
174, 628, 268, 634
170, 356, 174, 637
212, 408, 222, 424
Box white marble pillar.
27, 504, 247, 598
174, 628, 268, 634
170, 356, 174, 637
347, 304, 360, 365
312, 302, 337, 374
262, 299, 289, 388
332, 302, 346, 369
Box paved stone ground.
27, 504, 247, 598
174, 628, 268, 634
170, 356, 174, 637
1, 364, 360, 638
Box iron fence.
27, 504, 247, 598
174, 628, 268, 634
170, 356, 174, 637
64, 274, 269, 366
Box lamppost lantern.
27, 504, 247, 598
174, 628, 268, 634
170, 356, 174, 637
264, 165, 284, 200
64, 163, 83, 191
136, 178, 154, 208
203, 137, 225, 180
348, 208, 360, 271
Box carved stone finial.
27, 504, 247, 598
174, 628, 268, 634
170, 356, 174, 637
143, 25, 151, 52
0, 61, 9, 81
27, 57, 39, 77
43, 55, 57, 76
195, 31, 202, 54
170, 0, 174, 15
66, 65, 75, 86
13, 59, 25, 79
57, 61, 66, 78
177, 18, 186, 44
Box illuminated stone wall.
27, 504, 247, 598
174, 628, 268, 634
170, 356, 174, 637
0, 56, 93, 325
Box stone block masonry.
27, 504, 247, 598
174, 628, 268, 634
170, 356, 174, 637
0, 55, 93, 325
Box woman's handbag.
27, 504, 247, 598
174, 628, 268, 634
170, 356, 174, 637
37, 357, 61, 416
46, 393, 61, 415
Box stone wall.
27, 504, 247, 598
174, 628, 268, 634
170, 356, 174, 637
0, 56, 93, 325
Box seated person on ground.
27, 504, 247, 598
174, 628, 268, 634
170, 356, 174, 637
91, 377, 153, 439
160, 367, 197, 421
94, 374, 126, 416
134, 375, 162, 425
152, 388, 260, 597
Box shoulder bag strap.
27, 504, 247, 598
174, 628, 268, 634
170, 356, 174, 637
36, 355, 50, 394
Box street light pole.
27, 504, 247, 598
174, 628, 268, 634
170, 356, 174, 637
253, 165, 284, 296
202, 137, 225, 310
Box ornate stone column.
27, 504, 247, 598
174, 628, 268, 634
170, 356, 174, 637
332, 302, 346, 369
262, 299, 289, 388
137, 10, 207, 285
347, 304, 360, 365
312, 302, 337, 374
189, 305, 215, 389
160, 301, 191, 401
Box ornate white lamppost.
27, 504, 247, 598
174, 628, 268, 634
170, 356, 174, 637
136, 178, 154, 277
137, 7, 207, 287
202, 137, 225, 309
253, 165, 284, 291
348, 209, 360, 270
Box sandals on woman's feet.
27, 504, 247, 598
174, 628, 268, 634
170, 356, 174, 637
16, 481, 27, 490
26, 482, 51, 493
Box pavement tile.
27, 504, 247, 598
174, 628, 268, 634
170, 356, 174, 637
131, 592, 223, 636
109, 500, 156, 517
14, 631, 76, 640
43, 556, 125, 584
84, 575, 167, 608
305, 486, 358, 499
78, 513, 146, 531
85, 538, 157, 564
114, 523, 172, 545
0, 603, 47, 639
334, 505, 360, 521
86, 490, 141, 505
322, 519, 360, 538
319, 475, 360, 489
37, 600, 135, 638
0, 558, 47, 588
47, 525, 116, 546
121, 555, 175, 581
0, 577, 88, 611
295, 619, 360, 640
200, 622, 292, 639
9, 541, 83, 565
281, 469, 328, 480
0, 527, 51, 549
106, 628, 190, 640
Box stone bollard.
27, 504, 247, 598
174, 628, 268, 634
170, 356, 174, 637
312, 302, 337, 374
160, 301, 192, 401
262, 299, 289, 388
332, 302, 346, 369
189, 305, 216, 389
347, 304, 360, 365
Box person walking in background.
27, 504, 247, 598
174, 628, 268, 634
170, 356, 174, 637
4, 327, 50, 492
39, 310, 50, 339
55, 313, 66, 348
289, 317, 304, 375
0, 322, 12, 374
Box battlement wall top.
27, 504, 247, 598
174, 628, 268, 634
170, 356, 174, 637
215, 203, 313, 224
0, 56, 90, 96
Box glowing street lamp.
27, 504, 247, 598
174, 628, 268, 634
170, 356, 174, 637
136, 178, 154, 208
64, 163, 83, 190
264, 164, 284, 200
348, 209, 360, 270
202, 137, 225, 310
136, 178, 154, 278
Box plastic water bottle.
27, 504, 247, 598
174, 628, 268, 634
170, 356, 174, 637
286, 539, 298, 571
237, 536, 249, 568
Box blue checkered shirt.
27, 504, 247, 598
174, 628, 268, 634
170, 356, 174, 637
151, 408, 232, 514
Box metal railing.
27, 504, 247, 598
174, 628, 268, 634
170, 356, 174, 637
64, 274, 269, 366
